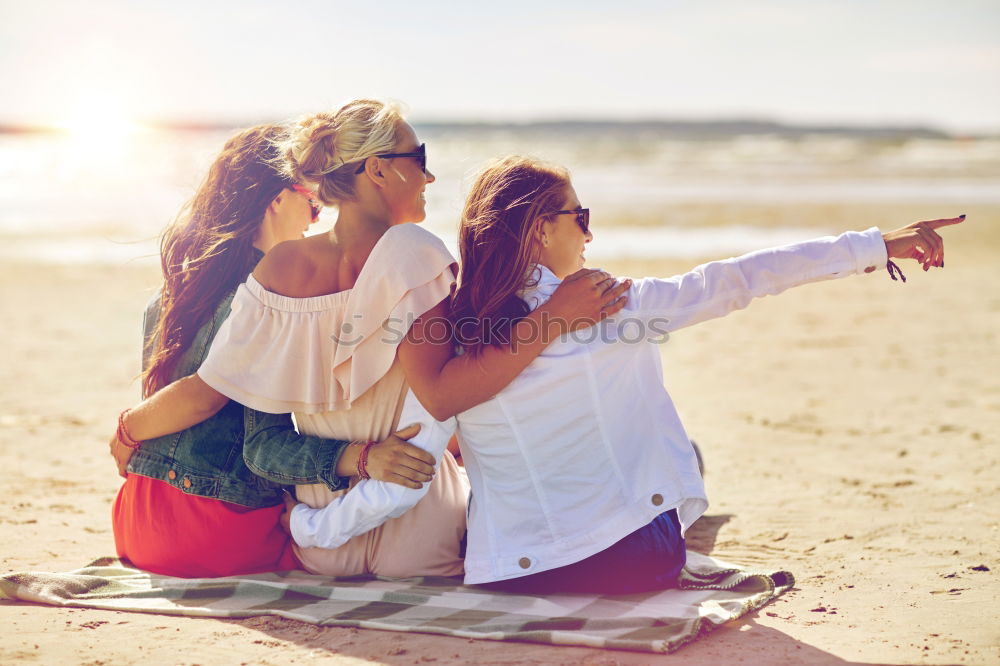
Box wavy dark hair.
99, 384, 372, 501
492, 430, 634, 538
450, 156, 570, 355
142, 124, 292, 397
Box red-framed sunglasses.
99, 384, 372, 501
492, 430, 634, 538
290, 184, 322, 222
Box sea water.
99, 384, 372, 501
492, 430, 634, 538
0, 125, 997, 265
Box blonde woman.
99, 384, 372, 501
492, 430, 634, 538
192, 101, 629, 576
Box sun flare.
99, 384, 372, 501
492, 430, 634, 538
50, 93, 150, 171
53, 95, 145, 156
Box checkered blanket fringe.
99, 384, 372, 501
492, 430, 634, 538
0, 551, 793, 654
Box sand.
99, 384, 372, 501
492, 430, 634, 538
1, 204, 997, 665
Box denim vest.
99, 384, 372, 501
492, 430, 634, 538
127, 257, 351, 508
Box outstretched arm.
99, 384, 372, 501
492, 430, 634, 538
629, 217, 964, 334
400, 269, 633, 421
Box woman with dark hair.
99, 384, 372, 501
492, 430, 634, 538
287, 154, 963, 594
110, 124, 441, 577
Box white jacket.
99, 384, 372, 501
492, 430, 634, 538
291, 227, 888, 583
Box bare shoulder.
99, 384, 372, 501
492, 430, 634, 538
253, 236, 338, 297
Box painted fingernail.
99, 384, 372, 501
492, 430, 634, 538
959, 214, 966, 218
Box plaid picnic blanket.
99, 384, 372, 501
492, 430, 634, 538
0, 551, 793, 654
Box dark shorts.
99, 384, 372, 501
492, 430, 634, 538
483, 509, 686, 595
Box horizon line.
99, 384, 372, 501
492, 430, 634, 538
1, 116, 994, 140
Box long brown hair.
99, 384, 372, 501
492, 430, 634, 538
450, 156, 570, 355
142, 124, 292, 397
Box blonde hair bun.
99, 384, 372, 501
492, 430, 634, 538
273, 99, 404, 206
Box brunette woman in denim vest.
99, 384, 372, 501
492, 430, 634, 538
110, 125, 438, 577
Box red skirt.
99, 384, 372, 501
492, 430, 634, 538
112, 474, 299, 578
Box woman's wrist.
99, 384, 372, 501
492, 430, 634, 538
356, 440, 376, 480
117, 409, 143, 450
332, 440, 377, 479
334, 442, 361, 477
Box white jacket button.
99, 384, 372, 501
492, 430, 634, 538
518, 557, 531, 569
651, 493, 663, 506
864, 266, 877, 273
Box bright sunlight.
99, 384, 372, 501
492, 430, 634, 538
53, 93, 146, 162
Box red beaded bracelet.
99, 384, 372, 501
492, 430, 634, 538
356, 440, 376, 480
116, 409, 143, 450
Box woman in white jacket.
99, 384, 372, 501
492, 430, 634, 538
288, 155, 963, 594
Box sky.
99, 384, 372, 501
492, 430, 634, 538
2, 0, 999, 133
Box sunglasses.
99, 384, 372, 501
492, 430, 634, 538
290, 183, 321, 222
548, 207, 590, 234
355, 143, 427, 174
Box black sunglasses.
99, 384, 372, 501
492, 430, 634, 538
548, 207, 590, 234
355, 143, 427, 174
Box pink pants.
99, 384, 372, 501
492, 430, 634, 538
294, 450, 469, 577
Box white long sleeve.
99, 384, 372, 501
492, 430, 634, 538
289, 391, 456, 549
630, 227, 888, 331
